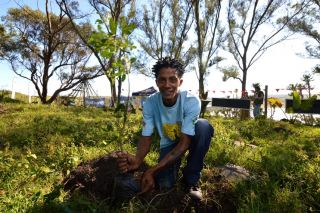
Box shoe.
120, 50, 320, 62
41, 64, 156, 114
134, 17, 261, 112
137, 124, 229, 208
185, 185, 203, 201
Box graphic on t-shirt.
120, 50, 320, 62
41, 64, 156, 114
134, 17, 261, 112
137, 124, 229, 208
162, 123, 181, 142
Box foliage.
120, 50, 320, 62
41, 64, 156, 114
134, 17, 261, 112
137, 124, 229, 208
210, 107, 241, 119
267, 98, 283, 108
220, 65, 241, 82
226, 0, 308, 96
135, 0, 195, 77
0, 104, 144, 212
314, 65, 320, 74
1, 104, 319, 212
209, 117, 320, 212
0, 97, 22, 104
301, 72, 314, 98
0, 2, 102, 104
267, 97, 285, 119
285, 90, 319, 125
286, 0, 320, 71
192, 0, 225, 116
288, 83, 306, 99
88, 16, 136, 106
285, 0, 320, 103
87, 5, 136, 149
137, 0, 225, 116
287, 91, 317, 121
60, 0, 137, 107
0, 90, 30, 103
291, 91, 317, 112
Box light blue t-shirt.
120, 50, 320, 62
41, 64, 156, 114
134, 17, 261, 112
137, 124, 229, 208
141, 91, 201, 148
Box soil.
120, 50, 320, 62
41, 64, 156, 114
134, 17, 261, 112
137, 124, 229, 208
63, 152, 237, 212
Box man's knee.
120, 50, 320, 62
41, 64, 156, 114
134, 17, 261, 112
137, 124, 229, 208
195, 118, 214, 137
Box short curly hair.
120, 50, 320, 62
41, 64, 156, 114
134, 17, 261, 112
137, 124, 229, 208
152, 57, 185, 79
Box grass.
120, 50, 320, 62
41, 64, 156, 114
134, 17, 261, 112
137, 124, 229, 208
0, 103, 319, 212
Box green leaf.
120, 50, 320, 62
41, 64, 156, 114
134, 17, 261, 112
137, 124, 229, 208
95, 19, 103, 24
301, 95, 317, 111
97, 23, 102, 31
130, 57, 136, 63
109, 18, 117, 34
292, 91, 301, 110
28, 153, 37, 159
32, 191, 41, 202
40, 166, 52, 173
44, 184, 63, 203
121, 74, 126, 82
101, 50, 113, 58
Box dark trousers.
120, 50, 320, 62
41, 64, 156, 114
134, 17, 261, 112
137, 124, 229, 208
156, 119, 214, 189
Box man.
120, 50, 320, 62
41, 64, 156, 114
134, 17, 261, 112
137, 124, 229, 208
117, 57, 214, 201
253, 83, 264, 118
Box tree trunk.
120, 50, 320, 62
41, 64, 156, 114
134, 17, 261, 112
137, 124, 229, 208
110, 81, 117, 108
240, 69, 250, 120
117, 76, 123, 107
199, 66, 209, 117
40, 95, 47, 104
199, 72, 205, 99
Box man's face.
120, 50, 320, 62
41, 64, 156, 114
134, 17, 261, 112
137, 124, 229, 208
156, 67, 183, 106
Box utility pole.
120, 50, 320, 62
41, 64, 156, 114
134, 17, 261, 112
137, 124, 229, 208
264, 85, 268, 117
11, 77, 16, 99
28, 82, 32, 103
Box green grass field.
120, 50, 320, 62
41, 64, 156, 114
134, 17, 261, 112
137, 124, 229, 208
0, 103, 319, 212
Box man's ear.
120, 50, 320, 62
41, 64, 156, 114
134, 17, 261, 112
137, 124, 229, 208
179, 78, 183, 86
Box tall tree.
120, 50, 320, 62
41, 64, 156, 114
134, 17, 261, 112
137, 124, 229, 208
288, 83, 305, 99
286, 0, 320, 75
301, 72, 314, 98
60, 0, 136, 106
192, 0, 225, 102
136, 0, 195, 77
0, 1, 101, 104
226, 0, 308, 97
0, 24, 13, 58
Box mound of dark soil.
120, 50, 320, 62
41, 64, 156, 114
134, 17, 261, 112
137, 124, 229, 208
63, 152, 237, 212
63, 152, 147, 201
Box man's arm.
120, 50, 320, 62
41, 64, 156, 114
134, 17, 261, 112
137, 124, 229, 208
139, 133, 192, 194
134, 136, 153, 166
153, 133, 191, 173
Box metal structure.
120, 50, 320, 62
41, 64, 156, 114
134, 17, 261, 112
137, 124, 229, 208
68, 80, 98, 107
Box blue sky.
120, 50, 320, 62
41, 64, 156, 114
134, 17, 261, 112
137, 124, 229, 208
1, 0, 319, 98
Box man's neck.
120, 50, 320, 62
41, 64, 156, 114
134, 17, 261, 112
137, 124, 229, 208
162, 94, 179, 107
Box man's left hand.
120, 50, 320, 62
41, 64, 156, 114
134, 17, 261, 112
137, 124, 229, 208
138, 169, 155, 195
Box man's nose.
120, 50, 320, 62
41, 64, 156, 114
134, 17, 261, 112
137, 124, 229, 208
163, 80, 171, 87
164, 79, 170, 87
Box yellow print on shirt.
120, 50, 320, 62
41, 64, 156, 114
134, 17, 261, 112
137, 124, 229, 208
162, 123, 181, 142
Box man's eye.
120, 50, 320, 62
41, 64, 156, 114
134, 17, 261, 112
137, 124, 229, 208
169, 78, 178, 83
158, 79, 166, 84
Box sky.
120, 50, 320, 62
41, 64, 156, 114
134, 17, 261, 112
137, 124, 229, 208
0, 0, 319, 98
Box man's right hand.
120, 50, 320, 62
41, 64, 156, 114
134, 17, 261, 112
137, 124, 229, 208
116, 151, 140, 173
